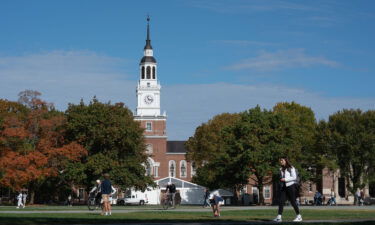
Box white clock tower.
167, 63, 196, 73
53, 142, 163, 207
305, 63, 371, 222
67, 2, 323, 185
135, 16, 164, 117
135, 16, 167, 141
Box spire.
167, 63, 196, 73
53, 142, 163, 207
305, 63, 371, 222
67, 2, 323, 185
144, 15, 152, 50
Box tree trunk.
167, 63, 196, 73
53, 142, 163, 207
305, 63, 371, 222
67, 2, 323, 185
232, 186, 240, 205
29, 190, 35, 205
256, 175, 264, 205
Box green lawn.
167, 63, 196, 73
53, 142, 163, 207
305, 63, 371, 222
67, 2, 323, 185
0, 208, 374, 225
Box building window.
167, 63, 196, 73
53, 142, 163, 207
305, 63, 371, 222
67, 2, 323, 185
141, 66, 145, 79
146, 66, 151, 79
146, 122, 152, 131
169, 160, 176, 177
145, 158, 154, 176
308, 182, 313, 192
145, 163, 152, 176
252, 187, 259, 204
338, 177, 346, 197
191, 161, 197, 177
180, 160, 187, 178
154, 166, 159, 178
263, 186, 271, 199
152, 66, 155, 79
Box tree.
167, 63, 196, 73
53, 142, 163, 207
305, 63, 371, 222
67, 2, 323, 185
190, 103, 317, 205
65, 98, 155, 191
324, 109, 375, 203
185, 113, 240, 166
273, 102, 317, 188
0, 92, 87, 203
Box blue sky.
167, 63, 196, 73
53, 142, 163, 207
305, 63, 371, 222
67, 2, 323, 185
0, 0, 374, 140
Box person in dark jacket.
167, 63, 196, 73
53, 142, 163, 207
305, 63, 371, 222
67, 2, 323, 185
101, 173, 113, 216
202, 188, 210, 208
166, 182, 177, 208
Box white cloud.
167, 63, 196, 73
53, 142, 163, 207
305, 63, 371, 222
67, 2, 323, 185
226, 49, 339, 71
0, 50, 373, 141
0, 50, 136, 110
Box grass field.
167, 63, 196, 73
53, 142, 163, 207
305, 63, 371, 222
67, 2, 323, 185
0, 206, 374, 225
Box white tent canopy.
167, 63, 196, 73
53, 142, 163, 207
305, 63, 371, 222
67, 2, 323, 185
134, 177, 234, 205
155, 177, 206, 204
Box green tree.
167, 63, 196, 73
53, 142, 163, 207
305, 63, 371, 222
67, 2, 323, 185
191, 103, 317, 205
224, 106, 301, 205
65, 98, 154, 191
192, 106, 301, 204
185, 113, 240, 166
273, 102, 317, 188
325, 109, 375, 203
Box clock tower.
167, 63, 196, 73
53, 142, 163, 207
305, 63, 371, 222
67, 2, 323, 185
136, 16, 164, 117
135, 16, 167, 178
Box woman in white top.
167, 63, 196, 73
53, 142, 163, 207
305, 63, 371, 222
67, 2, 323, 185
273, 157, 302, 222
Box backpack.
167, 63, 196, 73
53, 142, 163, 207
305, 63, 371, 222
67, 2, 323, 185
287, 167, 302, 196
287, 167, 301, 185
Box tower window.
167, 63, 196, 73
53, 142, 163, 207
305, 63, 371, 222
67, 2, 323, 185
146, 122, 152, 131
152, 67, 155, 79
146, 66, 151, 79
142, 66, 145, 79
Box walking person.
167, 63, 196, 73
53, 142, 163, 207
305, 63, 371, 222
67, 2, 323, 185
100, 173, 113, 216
67, 194, 72, 207
273, 157, 302, 222
202, 188, 210, 208
165, 182, 177, 208
16, 191, 24, 209
90, 180, 102, 209
328, 188, 336, 205
22, 191, 27, 208
355, 189, 361, 205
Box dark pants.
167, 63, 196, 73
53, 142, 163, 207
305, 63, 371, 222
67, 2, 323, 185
278, 184, 300, 215
203, 197, 210, 207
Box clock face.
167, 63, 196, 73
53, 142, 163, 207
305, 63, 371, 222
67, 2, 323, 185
144, 94, 154, 104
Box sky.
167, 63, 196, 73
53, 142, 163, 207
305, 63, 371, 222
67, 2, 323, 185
0, 0, 374, 140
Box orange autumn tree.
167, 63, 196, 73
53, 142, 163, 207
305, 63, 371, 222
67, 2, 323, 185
0, 91, 87, 203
